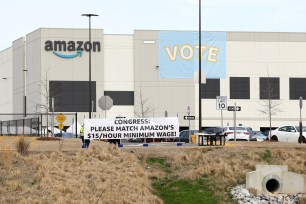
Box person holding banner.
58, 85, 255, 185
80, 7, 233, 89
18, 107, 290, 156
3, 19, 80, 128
80, 125, 85, 148
108, 140, 115, 145
84, 137, 90, 148
80, 125, 91, 148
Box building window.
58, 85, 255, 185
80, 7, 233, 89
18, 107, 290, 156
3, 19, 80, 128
104, 91, 134, 105
230, 77, 250, 99
260, 77, 280, 99
49, 81, 96, 112
201, 79, 220, 99
290, 78, 306, 99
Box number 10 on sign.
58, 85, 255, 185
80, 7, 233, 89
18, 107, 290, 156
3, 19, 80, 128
216, 96, 227, 128
216, 96, 227, 110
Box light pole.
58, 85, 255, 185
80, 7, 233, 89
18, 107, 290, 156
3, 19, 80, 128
81, 13, 99, 119
198, 0, 202, 133
299, 96, 303, 144
23, 69, 28, 117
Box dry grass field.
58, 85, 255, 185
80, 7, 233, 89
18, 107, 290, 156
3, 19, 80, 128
0, 137, 305, 204
127, 142, 306, 203
0, 137, 162, 204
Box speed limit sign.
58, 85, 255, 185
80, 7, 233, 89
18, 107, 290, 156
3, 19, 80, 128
216, 96, 227, 110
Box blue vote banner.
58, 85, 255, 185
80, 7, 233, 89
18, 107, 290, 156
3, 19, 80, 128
158, 31, 226, 78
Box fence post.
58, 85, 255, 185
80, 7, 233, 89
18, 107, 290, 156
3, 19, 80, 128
15, 120, 18, 136
23, 119, 25, 136
40, 114, 43, 137
37, 116, 40, 137
75, 112, 78, 138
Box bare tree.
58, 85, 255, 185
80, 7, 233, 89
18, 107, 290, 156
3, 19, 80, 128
134, 86, 154, 118
37, 72, 50, 114
258, 70, 281, 140
36, 69, 62, 136
134, 86, 155, 143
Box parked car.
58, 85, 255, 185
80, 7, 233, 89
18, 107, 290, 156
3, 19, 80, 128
143, 137, 175, 143
204, 127, 223, 134
203, 127, 224, 141
127, 138, 144, 143
269, 125, 306, 143
262, 129, 277, 138
249, 131, 268, 141
54, 132, 76, 138
223, 126, 250, 141
174, 130, 199, 143
127, 136, 176, 143
262, 130, 270, 137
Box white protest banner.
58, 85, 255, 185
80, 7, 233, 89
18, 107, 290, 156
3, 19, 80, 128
84, 117, 179, 140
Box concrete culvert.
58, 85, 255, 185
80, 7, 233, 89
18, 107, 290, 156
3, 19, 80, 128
265, 178, 280, 193
246, 165, 306, 194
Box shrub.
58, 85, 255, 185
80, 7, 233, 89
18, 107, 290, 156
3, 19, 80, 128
16, 137, 30, 155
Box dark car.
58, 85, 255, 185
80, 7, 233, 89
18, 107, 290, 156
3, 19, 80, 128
204, 127, 223, 134
262, 129, 275, 140
127, 136, 175, 143
55, 132, 76, 138
144, 137, 175, 143
127, 138, 144, 143
175, 130, 199, 143
204, 127, 224, 140
249, 131, 268, 141
262, 130, 270, 137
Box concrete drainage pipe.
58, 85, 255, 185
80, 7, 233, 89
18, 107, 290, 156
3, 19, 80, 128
262, 175, 282, 194
247, 165, 306, 194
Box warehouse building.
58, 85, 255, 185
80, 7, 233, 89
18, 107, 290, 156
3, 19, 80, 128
1, 28, 306, 132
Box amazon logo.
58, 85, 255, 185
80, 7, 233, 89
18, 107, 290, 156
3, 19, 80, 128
45, 40, 101, 59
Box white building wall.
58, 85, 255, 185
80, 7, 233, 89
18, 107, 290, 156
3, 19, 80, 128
26, 28, 104, 121
2, 29, 306, 131
133, 31, 306, 131
12, 38, 26, 117
0, 47, 13, 120
134, 30, 196, 127
40, 28, 104, 81
200, 39, 306, 130
26, 29, 42, 114
103, 35, 134, 119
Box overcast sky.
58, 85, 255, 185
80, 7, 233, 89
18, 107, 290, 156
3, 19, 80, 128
1, 0, 306, 51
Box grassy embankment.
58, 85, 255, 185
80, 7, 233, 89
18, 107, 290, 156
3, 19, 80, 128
131, 143, 306, 204
0, 137, 305, 204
